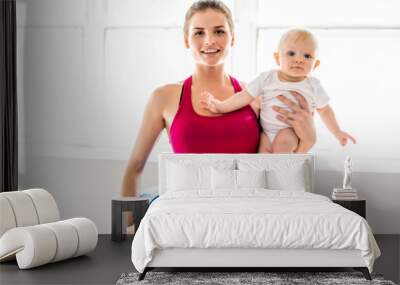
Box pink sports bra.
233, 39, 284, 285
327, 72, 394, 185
169, 76, 260, 153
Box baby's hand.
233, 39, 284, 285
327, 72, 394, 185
200, 91, 222, 113
335, 131, 357, 146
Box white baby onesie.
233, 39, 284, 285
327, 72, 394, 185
246, 69, 330, 141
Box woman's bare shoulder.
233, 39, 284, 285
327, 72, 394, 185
153, 82, 183, 98
147, 83, 183, 121
147, 82, 183, 111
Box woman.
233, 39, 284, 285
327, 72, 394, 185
121, 0, 316, 198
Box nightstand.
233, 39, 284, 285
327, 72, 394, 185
111, 197, 149, 242
332, 199, 366, 219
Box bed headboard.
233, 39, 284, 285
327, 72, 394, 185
158, 153, 314, 195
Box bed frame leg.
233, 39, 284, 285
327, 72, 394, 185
138, 268, 148, 281
354, 267, 371, 280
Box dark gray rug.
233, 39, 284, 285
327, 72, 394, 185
116, 271, 396, 285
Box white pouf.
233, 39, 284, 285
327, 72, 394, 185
0, 189, 98, 269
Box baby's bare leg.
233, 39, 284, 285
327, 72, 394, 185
272, 128, 299, 153
258, 132, 272, 153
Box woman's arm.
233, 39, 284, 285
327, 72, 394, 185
272, 92, 316, 153
121, 88, 166, 197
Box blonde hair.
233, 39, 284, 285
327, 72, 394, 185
183, 0, 234, 35
278, 28, 318, 52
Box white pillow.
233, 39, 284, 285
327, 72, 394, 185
211, 169, 268, 190
211, 168, 236, 190
237, 158, 309, 191
167, 162, 210, 191
267, 167, 306, 191
166, 159, 235, 192
236, 169, 267, 189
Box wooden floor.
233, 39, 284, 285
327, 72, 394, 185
0, 235, 398, 285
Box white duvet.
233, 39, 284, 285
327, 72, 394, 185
131, 190, 380, 273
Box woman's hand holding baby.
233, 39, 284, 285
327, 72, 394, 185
272, 91, 316, 153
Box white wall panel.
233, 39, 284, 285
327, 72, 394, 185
16, 0, 87, 27
257, 0, 400, 26
313, 29, 400, 173
18, 28, 87, 157
105, 0, 234, 26
231, 0, 258, 81
104, 27, 192, 160
105, 0, 190, 26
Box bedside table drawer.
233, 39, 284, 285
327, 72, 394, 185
332, 200, 366, 219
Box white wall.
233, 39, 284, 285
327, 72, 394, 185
17, 0, 400, 234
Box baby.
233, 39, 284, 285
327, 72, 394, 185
200, 28, 356, 153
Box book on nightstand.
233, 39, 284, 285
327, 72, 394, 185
332, 188, 359, 200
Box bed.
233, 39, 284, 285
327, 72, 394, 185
131, 153, 380, 280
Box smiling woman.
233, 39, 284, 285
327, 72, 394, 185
121, 0, 317, 199
183, 2, 233, 68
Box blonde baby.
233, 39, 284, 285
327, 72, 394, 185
201, 28, 356, 153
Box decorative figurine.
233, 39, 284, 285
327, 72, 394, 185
332, 156, 358, 200
342, 156, 353, 190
